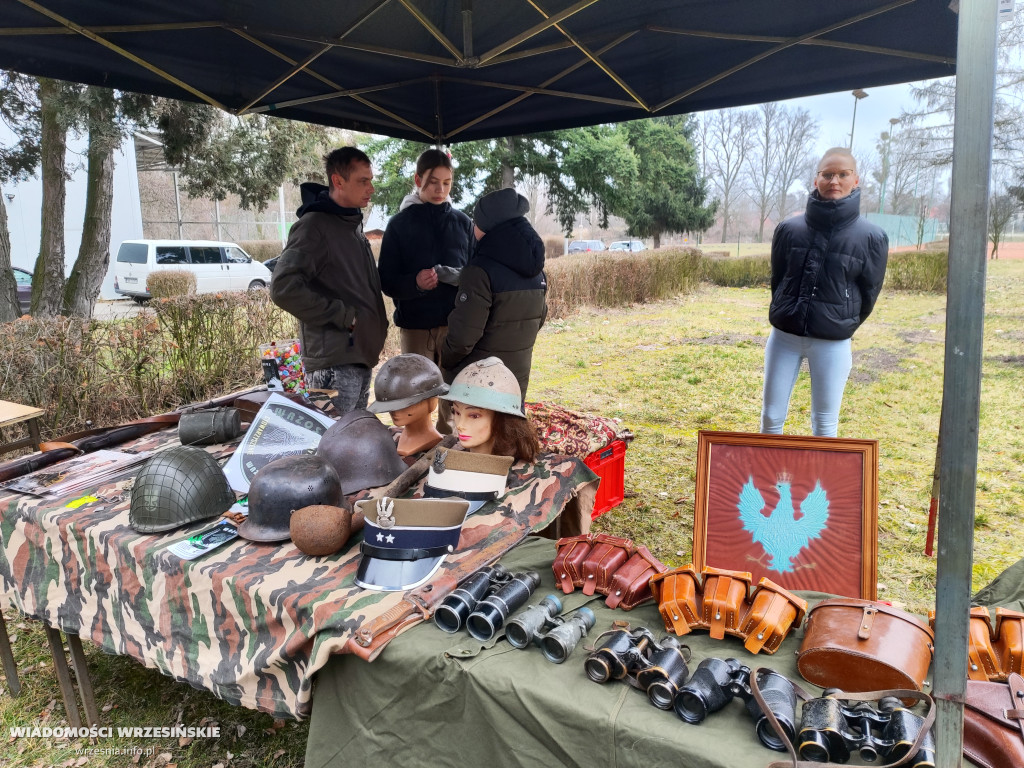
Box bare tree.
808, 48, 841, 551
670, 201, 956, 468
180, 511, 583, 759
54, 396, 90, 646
745, 103, 780, 242
772, 107, 819, 223
989, 193, 1019, 259
703, 108, 756, 243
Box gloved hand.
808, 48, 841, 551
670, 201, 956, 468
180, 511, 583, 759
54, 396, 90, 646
433, 264, 462, 286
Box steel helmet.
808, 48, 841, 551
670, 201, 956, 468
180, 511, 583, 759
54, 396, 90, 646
239, 453, 342, 543
440, 357, 525, 418
368, 354, 449, 414
316, 409, 407, 494
353, 496, 470, 591
130, 446, 235, 533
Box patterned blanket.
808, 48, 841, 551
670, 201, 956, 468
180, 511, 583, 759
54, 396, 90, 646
0, 428, 597, 720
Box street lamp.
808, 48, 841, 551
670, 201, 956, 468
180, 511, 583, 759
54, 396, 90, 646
849, 89, 869, 147
879, 117, 900, 214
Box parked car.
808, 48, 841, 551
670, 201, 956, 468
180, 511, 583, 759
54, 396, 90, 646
609, 240, 647, 252
567, 239, 606, 253
113, 240, 271, 300
12, 266, 31, 314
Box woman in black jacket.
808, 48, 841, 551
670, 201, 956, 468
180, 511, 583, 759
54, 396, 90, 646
378, 149, 473, 431
760, 147, 888, 437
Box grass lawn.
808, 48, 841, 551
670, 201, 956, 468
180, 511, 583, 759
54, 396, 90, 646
2, 258, 1022, 767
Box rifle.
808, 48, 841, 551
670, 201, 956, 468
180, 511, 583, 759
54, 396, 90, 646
0, 386, 266, 484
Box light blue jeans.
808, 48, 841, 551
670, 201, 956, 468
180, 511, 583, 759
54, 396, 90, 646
760, 328, 853, 437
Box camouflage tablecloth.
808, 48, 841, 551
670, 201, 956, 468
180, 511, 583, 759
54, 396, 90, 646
0, 428, 598, 720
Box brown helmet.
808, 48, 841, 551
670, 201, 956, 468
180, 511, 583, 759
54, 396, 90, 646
368, 354, 448, 414
316, 409, 407, 495
239, 454, 342, 543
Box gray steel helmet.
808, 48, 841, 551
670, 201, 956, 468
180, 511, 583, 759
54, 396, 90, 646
368, 354, 449, 414
316, 409, 407, 494
440, 357, 525, 418
130, 446, 235, 533
239, 454, 342, 543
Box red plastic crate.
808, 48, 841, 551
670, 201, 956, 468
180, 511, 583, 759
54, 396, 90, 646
583, 439, 627, 519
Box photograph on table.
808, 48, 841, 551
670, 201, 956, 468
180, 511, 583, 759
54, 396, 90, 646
692, 430, 878, 600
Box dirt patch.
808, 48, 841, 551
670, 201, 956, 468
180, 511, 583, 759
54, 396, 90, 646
676, 333, 765, 347
850, 347, 907, 383
899, 330, 943, 344
990, 354, 1024, 367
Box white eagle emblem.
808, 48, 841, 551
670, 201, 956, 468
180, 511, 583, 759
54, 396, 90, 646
375, 497, 396, 529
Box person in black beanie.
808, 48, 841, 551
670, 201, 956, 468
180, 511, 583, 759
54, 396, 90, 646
440, 187, 547, 399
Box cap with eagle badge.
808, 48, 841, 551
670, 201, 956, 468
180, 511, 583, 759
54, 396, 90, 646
353, 496, 471, 591
422, 446, 514, 515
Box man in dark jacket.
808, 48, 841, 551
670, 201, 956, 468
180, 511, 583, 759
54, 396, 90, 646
761, 147, 889, 437
270, 147, 388, 414
440, 188, 547, 399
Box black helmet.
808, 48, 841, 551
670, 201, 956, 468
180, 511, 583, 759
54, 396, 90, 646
130, 446, 235, 533
316, 410, 407, 494
368, 354, 449, 414
239, 454, 342, 543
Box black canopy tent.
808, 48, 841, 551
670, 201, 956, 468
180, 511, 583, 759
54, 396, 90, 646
0, 2, 997, 765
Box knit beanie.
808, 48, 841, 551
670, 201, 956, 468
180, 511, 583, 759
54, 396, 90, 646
472, 188, 530, 233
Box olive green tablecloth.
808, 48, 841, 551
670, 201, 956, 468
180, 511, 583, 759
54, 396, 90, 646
307, 538, 860, 768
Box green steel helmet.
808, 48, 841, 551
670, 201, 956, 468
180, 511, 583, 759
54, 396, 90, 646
440, 357, 525, 418
129, 446, 235, 533
368, 354, 449, 414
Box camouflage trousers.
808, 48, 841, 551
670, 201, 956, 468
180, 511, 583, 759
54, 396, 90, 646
306, 364, 371, 414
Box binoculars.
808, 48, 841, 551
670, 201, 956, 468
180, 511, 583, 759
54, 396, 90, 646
798, 690, 935, 767
674, 659, 798, 752
466, 570, 541, 642
435, 564, 511, 633
584, 627, 691, 710
505, 595, 597, 664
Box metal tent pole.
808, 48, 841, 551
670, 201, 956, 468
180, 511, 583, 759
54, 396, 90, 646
933, 2, 998, 766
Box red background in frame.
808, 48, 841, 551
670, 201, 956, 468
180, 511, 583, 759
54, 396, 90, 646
704, 443, 864, 596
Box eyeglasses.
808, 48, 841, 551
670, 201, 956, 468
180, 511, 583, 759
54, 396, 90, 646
817, 170, 856, 182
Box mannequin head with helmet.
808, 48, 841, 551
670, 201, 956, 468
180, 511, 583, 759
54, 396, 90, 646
440, 357, 540, 462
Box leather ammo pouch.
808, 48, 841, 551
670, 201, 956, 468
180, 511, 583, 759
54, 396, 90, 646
929, 605, 1023, 681
962, 672, 1024, 768
798, 598, 934, 697
552, 534, 593, 593
649, 566, 702, 635
700, 566, 751, 640
604, 544, 668, 610
552, 534, 667, 610
738, 578, 807, 655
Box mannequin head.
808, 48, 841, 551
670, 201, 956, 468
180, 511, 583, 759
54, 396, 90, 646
451, 401, 539, 462
389, 397, 439, 428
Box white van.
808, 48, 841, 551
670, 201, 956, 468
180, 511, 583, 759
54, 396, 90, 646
113, 239, 273, 300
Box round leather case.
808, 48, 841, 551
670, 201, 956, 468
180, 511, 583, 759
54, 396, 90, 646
797, 598, 934, 700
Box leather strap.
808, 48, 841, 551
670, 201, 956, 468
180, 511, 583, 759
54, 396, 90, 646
750, 671, 936, 768
1010, 673, 1024, 742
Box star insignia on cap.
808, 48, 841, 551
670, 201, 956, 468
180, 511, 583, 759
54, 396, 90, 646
376, 531, 384, 542
385, 533, 395, 544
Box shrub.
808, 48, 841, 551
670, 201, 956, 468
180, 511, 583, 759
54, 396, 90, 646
0, 292, 298, 439
543, 235, 565, 260
885, 250, 947, 293
147, 270, 196, 298
239, 240, 284, 263
701, 254, 771, 287
546, 247, 703, 318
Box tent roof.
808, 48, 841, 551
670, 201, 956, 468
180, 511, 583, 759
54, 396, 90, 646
0, 0, 958, 142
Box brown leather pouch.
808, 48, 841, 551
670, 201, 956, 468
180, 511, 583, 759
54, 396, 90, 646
603, 545, 667, 610
700, 566, 751, 640
579, 534, 633, 596
962, 673, 1024, 768
797, 598, 934, 698
996, 607, 1024, 678
930, 605, 1007, 681
650, 566, 703, 635
552, 534, 594, 594
738, 578, 807, 655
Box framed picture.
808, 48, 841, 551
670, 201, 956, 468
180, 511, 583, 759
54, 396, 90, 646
692, 430, 879, 600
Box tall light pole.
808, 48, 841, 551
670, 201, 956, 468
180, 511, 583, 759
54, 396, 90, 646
849, 89, 868, 147
879, 117, 900, 214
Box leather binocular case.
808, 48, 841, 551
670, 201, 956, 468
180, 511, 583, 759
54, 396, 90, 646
928, 605, 1023, 682
552, 533, 668, 610
798, 598, 934, 700
648, 565, 807, 655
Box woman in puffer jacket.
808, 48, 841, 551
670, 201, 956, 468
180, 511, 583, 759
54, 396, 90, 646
760, 147, 889, 437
